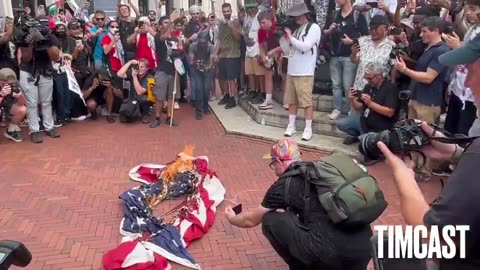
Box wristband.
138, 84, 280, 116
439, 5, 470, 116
449, 145, 464, 166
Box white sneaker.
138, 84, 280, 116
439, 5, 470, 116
329, 109, 341, 120
283, 104, 289, 110
302, 128, 313, 141
259, 100, 273, 110
71, 115, 87, 121
174, 102, 180, 110
284, 125, 296, 137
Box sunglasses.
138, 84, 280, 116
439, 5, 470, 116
96, 17, 105, 21
110, 26, 119, 29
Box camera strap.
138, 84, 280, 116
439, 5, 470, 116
428, 124, 480, 146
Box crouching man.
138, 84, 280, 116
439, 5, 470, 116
225, 138, 372, 270
336, 61, 399, 149
0, 68, 27, 142
117, 59, 154, 123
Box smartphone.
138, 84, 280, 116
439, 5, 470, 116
232, 204, 242, 215
352, 89, 362, 98
352, 38, 359, 46
366, 1, 379, 8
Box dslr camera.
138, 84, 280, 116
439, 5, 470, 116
13, 13, 50, 50
359, 119, 431, 161
0, 82, 22, 112
274, 13, 298, 37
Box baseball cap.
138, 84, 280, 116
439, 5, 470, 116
67, 21, 80, 30
369, 15, 390, 27
0, 68, 17, 81
244, 0, 260, 8
262, 138, 301, 161
439, 34, 480, 66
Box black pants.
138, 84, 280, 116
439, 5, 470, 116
444, 93, 477, 136
261, 211, 370, 270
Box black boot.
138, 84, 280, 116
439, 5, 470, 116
225, 96, 237, 109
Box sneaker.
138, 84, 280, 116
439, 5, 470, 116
150, 118, 161, 128
166, 117, 178, 126
251, 93, 265, 104
342, 136, 359, 145
174, 102, 180, 110
283, 104, 289, 110
301, 128, 313, 141
4, 130, 24, 142
225, 97, 237, 109
45, 128, 60, 138
259, 101, 274, 110
196, 113, 203, 120
329, 109, 341, 120
284, 125, 296, 137
242, 91, 257, 100
54, 120, 63, 127
71, 115, 87, 121
218, 94, 230, 105
90, 111, 98, 120
30, 131, 43, 143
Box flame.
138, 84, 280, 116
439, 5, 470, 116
161, 144, 195, 183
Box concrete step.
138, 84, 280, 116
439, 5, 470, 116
238, 98, 348, 138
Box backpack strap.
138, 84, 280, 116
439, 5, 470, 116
301, 22, 317, 55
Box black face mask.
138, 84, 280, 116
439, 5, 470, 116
56, 31, 66, 37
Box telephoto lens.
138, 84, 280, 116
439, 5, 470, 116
358, 119, 431, 160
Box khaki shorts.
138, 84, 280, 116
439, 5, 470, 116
245, 57, 265, 76
284, 75, 313, 108
408, 100, 441, 124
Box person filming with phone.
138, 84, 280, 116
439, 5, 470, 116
336, 61, 399, 161
224, 138, 372, 270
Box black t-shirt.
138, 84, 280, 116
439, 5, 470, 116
118, 19, 136, 53
19, 34, 59, 75
360, 80, 399, 133
328, 11, 369, 57
423, 139, 480, 269
126, 71, 152, 101
155, 36, 178, 75
261, 163, 372, 257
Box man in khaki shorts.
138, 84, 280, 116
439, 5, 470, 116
241, 0, 266, 104
270, 3, 321, 141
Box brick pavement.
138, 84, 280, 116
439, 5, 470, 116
0, 106, 443, 270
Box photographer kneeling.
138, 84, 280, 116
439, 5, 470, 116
335, 61, 399, 152
81, 70, 121, 120
0, 68, 27, 142
117, 59, 154, 123
376, 122, 480, 269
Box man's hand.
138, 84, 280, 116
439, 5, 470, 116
284, 28, 292, 41
134, 27, 140, 33
378, 0, 389, 12
96, 28, 104, 35
361, 93, 372, 105
325, 23, 337, 34
341, 34, 353, 45
132, 67, 139, 77
419, 122, 457, 161
351, 44, 360, 56
114, 32, 121, 41
394, 56, 407, 72
348, 88, 358, 99
0, 85, 12, 97
25, 34, 34, 44
113, 88, 123, 98
130, 59, 139, 65
398, 51, 413, 63
443, 32, 461, 49
378, 141, 416, 179
224, 206, 236, 221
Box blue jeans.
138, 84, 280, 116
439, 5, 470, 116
329, 56, 357, 112
94, 59, 103, 70
191, 69, 212, 115
336, 111, 365, 138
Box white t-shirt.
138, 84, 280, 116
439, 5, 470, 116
283, 23, 321, 76
244, 11, 261, 58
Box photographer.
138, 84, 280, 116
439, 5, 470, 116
18, 15, 61, 144
80, 69, 121, 120
268, 2, 321, 141
127, 17, 157, 71
324, 0, 369, 120
225, 138, 372, 270
377, 122, 480, 269
394, 16, 450, 125
0, 68, 27, 142
189, 31, 215, 120
336, 62, 399, 148
117, 59, 153, 123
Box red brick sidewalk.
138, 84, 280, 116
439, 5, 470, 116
0, 108, 442, 270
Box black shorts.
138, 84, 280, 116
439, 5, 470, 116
218, 58, 240, 81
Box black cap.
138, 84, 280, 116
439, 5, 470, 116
369, 15, 390, 27
67, 21, 80, 30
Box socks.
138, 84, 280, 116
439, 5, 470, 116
305, 120, 312, 130
288, 115, 296, 127
266, 94, 272, 102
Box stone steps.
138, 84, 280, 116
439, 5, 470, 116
238, 98, 348, 138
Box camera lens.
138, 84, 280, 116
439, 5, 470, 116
358, 130, 391, 160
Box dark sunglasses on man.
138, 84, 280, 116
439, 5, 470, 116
96, 17, 105, 21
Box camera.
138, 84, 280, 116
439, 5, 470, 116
0, 82, 21, 112
274, 13, 298, 37
358, 119, 431, 161
13, 14, 50, 50
97, 71, 111, 84
131, 63, 139, 70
